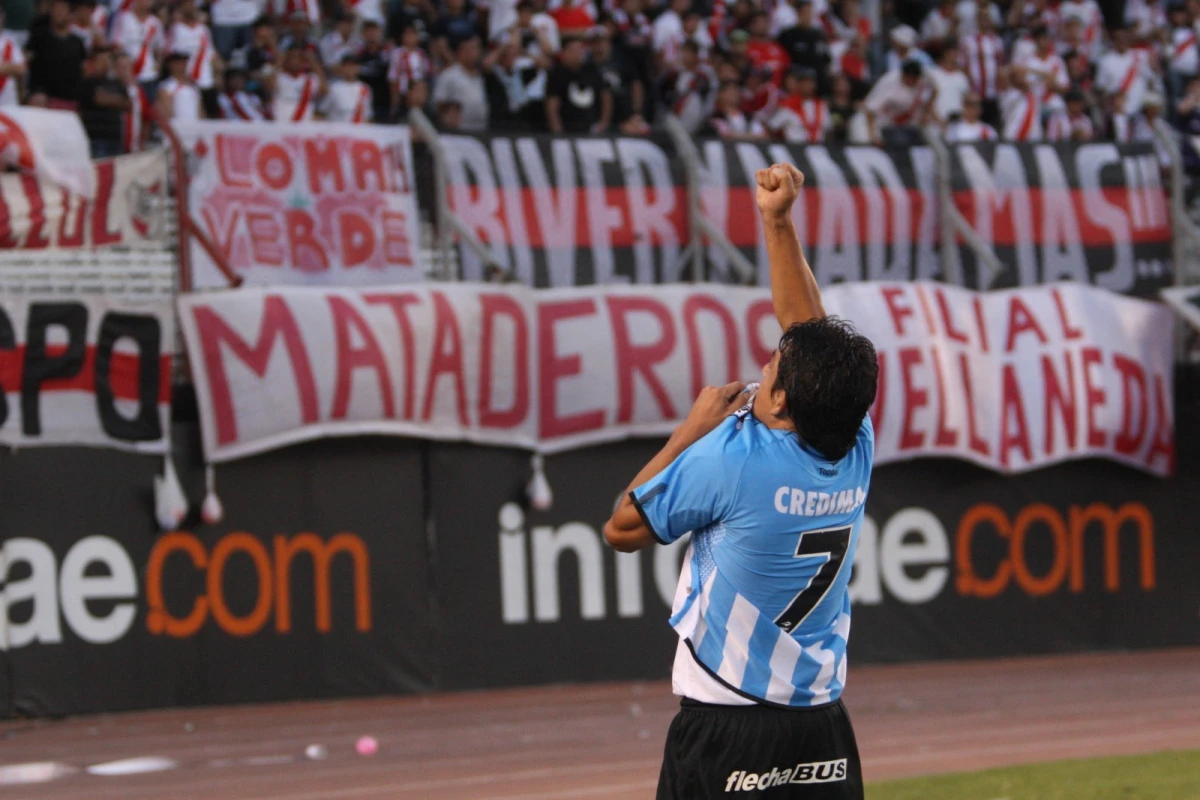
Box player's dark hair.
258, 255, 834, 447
775, 317, 877, 461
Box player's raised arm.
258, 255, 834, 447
756, 163, 825, 329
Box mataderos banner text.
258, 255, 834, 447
0, 294, 173, 452
175, 121, 423, 289
440, 137, 1172, 296
178, 282, 1174, 475
0, 150, 166, 249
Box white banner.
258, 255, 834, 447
0, 150, 166, 249
0, 108, 95, 199
0, 294, 173, 452
178, 282, 1175, 475
175, 121, 423, 289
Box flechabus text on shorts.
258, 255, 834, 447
724, 759, 848, 791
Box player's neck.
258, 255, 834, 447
754, 410, 796, 433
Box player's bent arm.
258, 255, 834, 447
605, 382, 746, 552
604, 436, 691, 553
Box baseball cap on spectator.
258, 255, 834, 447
890, 25, 917, 49
401, 19, 428, 40
789, 66, 817, 81
729, 29, 750, 44
1061, 8, 1084, 25
901, 58, 923, 78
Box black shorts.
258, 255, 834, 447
657, 698, 863, 799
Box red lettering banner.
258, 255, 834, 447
178, 282, 1174, 475
0, 150, 166, 249
176, 121, 423, 289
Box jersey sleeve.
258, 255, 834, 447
629, 418, 744, 545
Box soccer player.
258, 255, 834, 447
604, 163, 877, 800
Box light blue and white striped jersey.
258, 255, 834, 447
632, 411, 874, 708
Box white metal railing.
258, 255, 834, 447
919, 128, 1005, 288
1152, 120, 1200, 288
663, 115, 758, 284
407, 108, 502, 280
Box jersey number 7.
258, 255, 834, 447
773, 525, 853, 633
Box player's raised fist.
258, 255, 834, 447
755, 163, 804, 219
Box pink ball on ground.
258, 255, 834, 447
356, 736, 378, 757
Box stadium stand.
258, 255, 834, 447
0, 0, 1190, 152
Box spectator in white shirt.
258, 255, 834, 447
157, 51, 203, 123
321, 54, 373, 122
0, 10, 26, 107
1045, 88, 1095, 141
168, 0, 223, 118
112, 0, 164, 94
954, 0, 1001, 36
69, 0, 106, 51
770, 0, 799, 39
886, 25, 932, 73
1096, 22, 1158, 141
269, 45, 327, 121
218, 67, 268, 119
432, 34, 491, 131
1018, 25, 1069, 114
209, 0, 261, 61
862, 58, 937, 145
652, 0, 690, 53
708, 80, 766, 138
319, 12, 359, 67
930, 38, 970, 121
920, 0, 958, 49
390, 23, 432, 117
1167, 2, 1197, 113
766, 66, 829, 142
1133, 91, 1171, 166
945, 92, 998, 140
999, 64, 1042, 140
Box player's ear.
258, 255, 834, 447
770, 386, 788, 419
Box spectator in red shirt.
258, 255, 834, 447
745, 11, 789, 86
838, 33, 871, 99
549, 0, 595, 38
740, 63, 779, 120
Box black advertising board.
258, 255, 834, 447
428, 419, 1200, 689
850, 455, 1200, 662
428, 440, 681, 689
2, 419, 1198, 715
0, 424, 434, 716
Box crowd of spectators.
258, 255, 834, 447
0, 0, 1195, 156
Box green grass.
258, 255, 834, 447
868, 750, 1200, 800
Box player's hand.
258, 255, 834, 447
673, 382, 749, 445
755, 163, 804, 220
